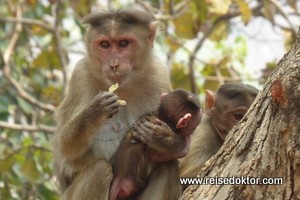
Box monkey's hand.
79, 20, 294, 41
89, 91, 120, 119
132, 116, 190, 162
147, 138, 190, 162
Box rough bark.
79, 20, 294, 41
180, 31, 300, 199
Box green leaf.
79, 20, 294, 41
16, 97, 33, 115
42, 85, 62, 105
37, 184, 60, 200
32, 50, 60, 70
0, 96, 10, 120
210, 21, 229, 42
21, 157, 40, 181
194, 0, 208, 23
70, 0, 96, 17
203, 80, 220, 91
0, 156, 15, 172
0, 181, 12, 199
235, 0, 252, 24
173, 11, 198, 39
171, 63, 190, 90
208, 0, 231, 15
22, 136, 34, 147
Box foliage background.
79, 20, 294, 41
0, 0, 299, 199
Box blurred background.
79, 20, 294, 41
0, 0, 299, 199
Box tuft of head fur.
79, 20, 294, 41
82, 5, 156, 30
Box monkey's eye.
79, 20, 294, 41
119, 40, 130, 47
100, 41, 110, 48
233, 113, 244, 121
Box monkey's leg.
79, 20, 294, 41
137, 161, 181, 200
63, 159, 113, 200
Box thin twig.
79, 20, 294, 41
0, 145, 52, 161
0, 121, 55, 134
188, 25, 216, 94
52, 0, 69, 95
0, 17, 53, 32
269, 0, 298, 35
204, 75, 241, 82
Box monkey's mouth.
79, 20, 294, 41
107, 75, 122, 85
108, 74, 130, 87
108, 75, 121, 85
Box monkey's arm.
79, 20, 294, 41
55, 91, 119, 160
53, 64, 120, 161
132, 116, 189, 162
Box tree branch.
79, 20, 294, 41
0, 17, 53, 32
52, 0, 69, 95
187, 4, 262, 94
0, 121, 55, 134
0, 145, 51, 161
269, 0, 298, 35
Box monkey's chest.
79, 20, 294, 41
92, 113, 133, 160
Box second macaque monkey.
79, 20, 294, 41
109, 89, 202, 200
180, 82, 259, 183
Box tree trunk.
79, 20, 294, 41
180, 31, 300, 199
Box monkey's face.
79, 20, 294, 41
90, 34, 139, 86
86, 23, 153, 87
211, 106, 248, 140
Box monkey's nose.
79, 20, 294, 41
110, 64, 119, 72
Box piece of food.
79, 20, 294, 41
108, 83, 119, 93
108, 83, 127, 106
117, 100, 126, 106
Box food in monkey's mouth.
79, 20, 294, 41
108, 83, 127, 106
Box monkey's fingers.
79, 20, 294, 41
154, 118, 164, 126
142, 118, 169, 133
133, 122, 167, 149
100, 94, 119, 107
104, 105, 119, 117
132, 123, 152, 142
107, 83, 127, 106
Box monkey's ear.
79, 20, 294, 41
205, 90, 215, 115
148, 21, 158, 46
176, 113, 192, 128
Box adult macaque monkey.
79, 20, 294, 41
109, 89, 202, 200
180, 82, 259, 183
52, 5, 187, 200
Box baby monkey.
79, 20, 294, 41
109, 89, 202, 200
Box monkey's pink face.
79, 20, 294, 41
92, 34, 140, 86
